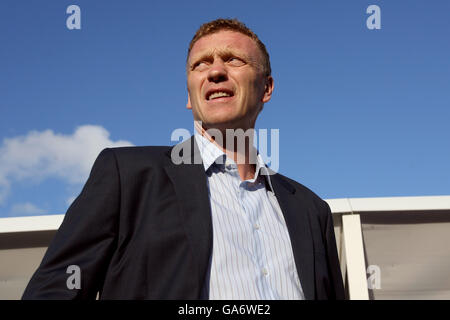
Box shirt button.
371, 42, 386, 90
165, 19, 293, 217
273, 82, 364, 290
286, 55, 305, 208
262, 268, 269, 276
254, 224, 260, 230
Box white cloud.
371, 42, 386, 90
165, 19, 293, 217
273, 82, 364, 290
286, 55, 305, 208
0, 125, 133, 204
0, 176, 10, 205
8, 202, 46, 217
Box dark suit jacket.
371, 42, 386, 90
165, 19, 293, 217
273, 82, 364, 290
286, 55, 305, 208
22, 137, 345, 300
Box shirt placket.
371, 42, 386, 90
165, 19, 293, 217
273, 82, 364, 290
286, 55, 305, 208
224, 160, 276, 299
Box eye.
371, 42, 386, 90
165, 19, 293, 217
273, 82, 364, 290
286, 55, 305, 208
192, 61, 208, 71
227, 57, 245, 66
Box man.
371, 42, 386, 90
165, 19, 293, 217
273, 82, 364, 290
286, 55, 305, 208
22, 18, 345, 300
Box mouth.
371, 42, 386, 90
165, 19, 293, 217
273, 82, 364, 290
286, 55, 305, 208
205, 88, 235, 101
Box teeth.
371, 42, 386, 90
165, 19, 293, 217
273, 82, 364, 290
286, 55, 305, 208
208, 91, 231, 100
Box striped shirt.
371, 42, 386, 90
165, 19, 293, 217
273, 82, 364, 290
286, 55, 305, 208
194, 133, 305, 300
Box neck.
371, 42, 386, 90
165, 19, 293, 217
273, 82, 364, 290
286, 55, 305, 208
195, 122, 258, 181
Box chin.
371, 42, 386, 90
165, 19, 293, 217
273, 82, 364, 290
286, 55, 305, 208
202, 118, 246, 132
201, 113, 238, 127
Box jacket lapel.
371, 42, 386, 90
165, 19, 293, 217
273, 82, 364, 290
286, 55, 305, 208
271, 174, 316, 300
164, 137, 213, 297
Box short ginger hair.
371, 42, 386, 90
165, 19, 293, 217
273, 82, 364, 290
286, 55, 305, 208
187, 18, 272, 76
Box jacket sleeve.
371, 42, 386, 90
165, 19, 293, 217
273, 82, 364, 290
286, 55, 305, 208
324, 202, 346, 300
22, 148, 120, 299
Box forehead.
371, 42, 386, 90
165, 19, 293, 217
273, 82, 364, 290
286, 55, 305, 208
188, 30, 262, 62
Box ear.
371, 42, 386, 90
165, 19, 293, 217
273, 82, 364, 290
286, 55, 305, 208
262, 76, 274, 103
186, 94, 192, 109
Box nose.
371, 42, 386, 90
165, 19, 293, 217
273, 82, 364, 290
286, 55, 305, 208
207, 59, 228, 83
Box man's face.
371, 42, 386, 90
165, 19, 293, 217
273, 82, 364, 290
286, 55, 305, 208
186, 30, 273, 131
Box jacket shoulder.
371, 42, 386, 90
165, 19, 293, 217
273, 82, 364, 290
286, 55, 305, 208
275, 172, 330, 214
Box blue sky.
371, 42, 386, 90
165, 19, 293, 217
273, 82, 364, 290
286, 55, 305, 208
1, 1, 449, 217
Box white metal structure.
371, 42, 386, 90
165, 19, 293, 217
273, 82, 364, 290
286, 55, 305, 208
327, 195, 450, 300
1, 195, 450, 300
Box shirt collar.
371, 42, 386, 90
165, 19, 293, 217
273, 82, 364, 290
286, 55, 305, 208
194, 132, 226, 172
194, 132, 275, 193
